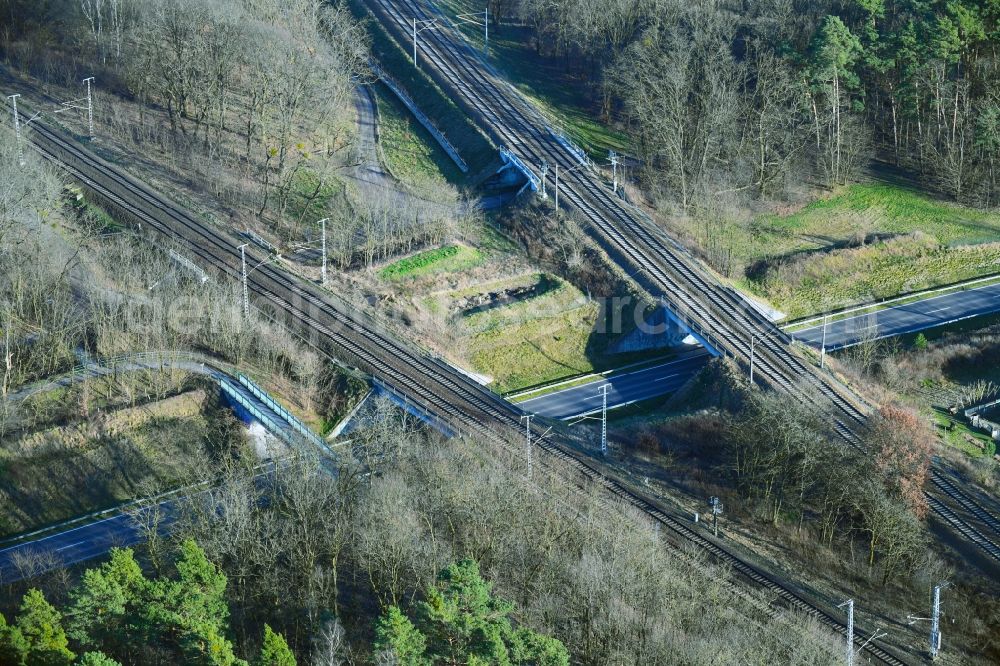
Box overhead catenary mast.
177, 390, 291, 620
521, 413, 533, 478
83, 76, 95, 141
598, 384, 610, 455
7, 94, 24, 166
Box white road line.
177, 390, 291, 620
925, 307, 951, 314
0, 514, 122, 555
787, 276, 1000, 329
55, 540, 86, 552
795, 282, 1000, 335
562, 397, 648, 421
517, 355, 706, 404
559, 377, 692, 419
653, 372, 684, 383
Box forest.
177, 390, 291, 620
0, 4, 844, 660
507, 0, 1000, 209
0, 0, 467, 265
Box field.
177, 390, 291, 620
724, 183, 1000, 318
367, 215, 659, 393
457, 274, 601, 391
421, 271, 664, 393
762, 183, 1000, 246
379, 243, 484, 280
434, 0, 631, 159
760, 237, 1000, 319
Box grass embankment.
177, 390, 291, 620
370, 83, 465, 188
376, 231, 636, 393
435, 0, 631, 159
285, 168, 344, 231
350, 0, 494, 177
460, 274, 599, 392
428, 272, 662, 393
932, 410, 997, 459
735, 183, 1000, 318
0, 386, 218, 537
379, 243, 484, 280
391, 254, 668, 392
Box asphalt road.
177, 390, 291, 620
791, 281, 1000, 351
0, 505, 177, 584
516, 350, 712, 420
520, 280, 1000, 420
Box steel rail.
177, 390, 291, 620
930, 473, 1000, 538
28, 124, 509, 436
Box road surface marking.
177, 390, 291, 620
0, 514, 122, 554
56, 540, 86, 552
517, 353, 708, 404
653, 372, 685, 383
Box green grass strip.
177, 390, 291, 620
379, 244, 483, 280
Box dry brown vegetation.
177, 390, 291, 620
0, 131, 367, 536
605, 361, 998, 663
3, 0, 366, 238
502, 204, 627, 299
128, 413, 847, 664
0, 129, 354, 402
0, 384, 240, 536
829, 323, 1000, 491
2, 0, 477, 274
870, 326, 1000, 394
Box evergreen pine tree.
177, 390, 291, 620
16, 589, 75, 666
256, 625, 296, 666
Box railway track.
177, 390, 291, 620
931, 472, 1000, 539
924, 496, 1000, 562
368, 0, 867, 425
28, 127, 506, 434
26, 117, 913, 663
364, 0, 1000, 569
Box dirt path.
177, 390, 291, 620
343, 84, 499, 214
348, 84, 395, 190
341, 85, 456, 211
